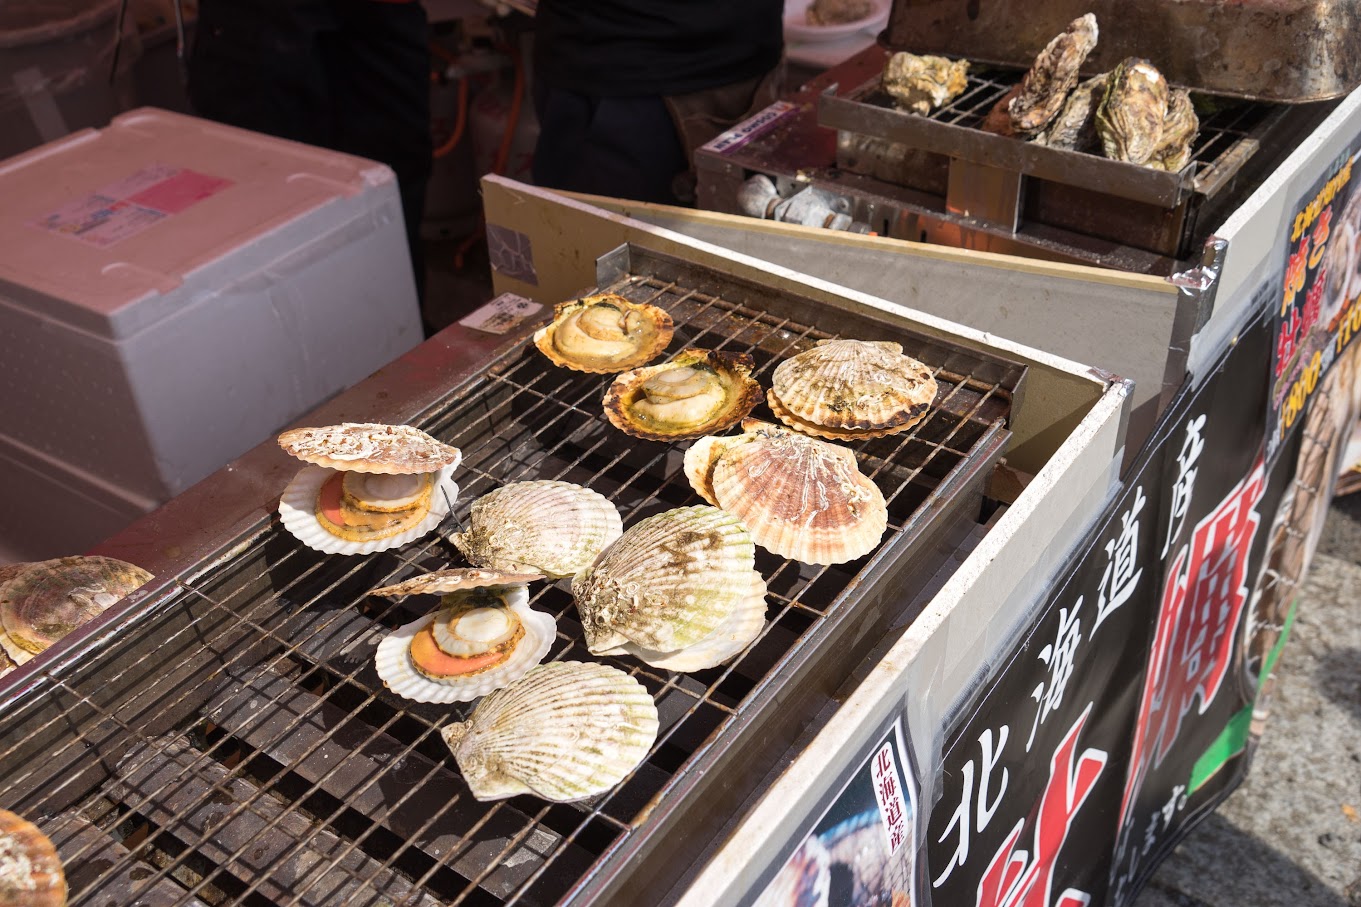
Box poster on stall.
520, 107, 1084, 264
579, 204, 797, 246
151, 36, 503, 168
1268, 140, 1361, 462
923, 434, 1166, 907
749, 717, 916, 907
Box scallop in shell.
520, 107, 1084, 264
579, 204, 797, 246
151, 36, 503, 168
451, 481, 623, 578
373, 571, 555, 704
571, 505, 767, 670
0, 564, 35, 667
278, 422, 462, 474
279, 464, 459, 555
0, 556, 152, 655
689, 420, 888, 565
0, 809, 66, 907
603, 349, 762, 441
769, 339, 937, 436
533, 293, 674, 374
440, 661, 658, 802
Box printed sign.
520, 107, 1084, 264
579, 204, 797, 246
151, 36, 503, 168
701, 102, 798, 156
32, 164, 233, 248
457, 293, 544, 335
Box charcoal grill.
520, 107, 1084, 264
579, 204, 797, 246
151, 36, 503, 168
0, 245, 1024, 906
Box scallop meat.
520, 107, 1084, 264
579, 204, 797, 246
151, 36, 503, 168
769, 339, 937, 437
0, 810, 66, 907
451, 481, 623, 578
533, 293, 674, 373
0, 556, 152, 655
441, 660, 659, 802
603, 348, 762, 441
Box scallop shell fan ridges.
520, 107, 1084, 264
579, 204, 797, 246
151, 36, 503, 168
770, 339, 937, 433
451, 481, 623, 579
0, 556, 152, 655
278, 423, 462, 474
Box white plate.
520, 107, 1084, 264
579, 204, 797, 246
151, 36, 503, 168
784, 0, 891, 44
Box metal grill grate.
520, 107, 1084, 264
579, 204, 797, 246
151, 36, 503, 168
0, 251, 1019, 906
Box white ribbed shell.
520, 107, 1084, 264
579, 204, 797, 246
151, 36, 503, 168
770, 339, 937, 434
452, 481, 623, 579
441, 661, 659, 802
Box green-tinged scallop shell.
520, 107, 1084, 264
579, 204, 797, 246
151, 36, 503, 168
769, 339, 938, 435
0, 810, 66, 907
441, 661, 659, 802
533, 294, 674, 374
571, 505, 758, 658
370, 567, 545, 600
451, 481, 623, 579
0, 557, 152, 655
618, 570, 767, 671
602, 349, 763, 441
1096, 58, 1169, 165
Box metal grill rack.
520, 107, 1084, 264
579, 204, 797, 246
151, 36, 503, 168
0, 246, 1023, 906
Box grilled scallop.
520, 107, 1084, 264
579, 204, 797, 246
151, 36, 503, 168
768, 339, 937, 438
278, 422, 462, 474
0, 556, 152, 656
451, 481, 623, 579
533, 293, 674, 373
0, 810, 66, 907
602, 349, 762, 441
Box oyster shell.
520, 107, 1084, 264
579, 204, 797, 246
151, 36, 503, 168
1095, 58, 1169, 166
533, 293, 674, 374
441, 661, 658, 802
1032, 72, 1107, 152
451, 481, 623, 578
373, 571, 555, 704
572, 505, 767, 670
279, 464, 459, 555
768, 339, 937, 436
602, 349, 763, 441
1147, 88, 1199, 172
881, 53, 970, 116
278, 423, 462, 474
0, 809, 66, 907
0, 556, 152, 655
1007, 13, 1099, 138
686, 420, 888, 565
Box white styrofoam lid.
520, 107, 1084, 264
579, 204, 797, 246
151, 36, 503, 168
0, 108, 391, 335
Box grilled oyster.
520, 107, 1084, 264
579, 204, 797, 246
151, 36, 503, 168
685, 420, 888, 565
1007, 13, 1099, 138
0, 809, 66, 907
0, 556, 152, 656
572, 505, 767, 671
451, 481, 623, 578
373, 569, 555, 704
806, 0, 872, 25
1096, 58, 1169, 165
1032, 72, 1107, 152
442, 661, 659, 802
533, 293, 674, 374
603, 349, 762, 441
768, 339, 937, 438
882, 53, 970, 116
1147, 88, 1199, 172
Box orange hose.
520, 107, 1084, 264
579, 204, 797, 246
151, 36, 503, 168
491, 42, 525, 176
433, 76, 469, 159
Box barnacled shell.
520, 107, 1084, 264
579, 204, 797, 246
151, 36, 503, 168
279, 464, 459, 555
881, 53, 970, 116
769, 339, 937, 435
688, 420, 889, 565
0, 556, 152, 655
806, 0, 871, 26
572, 505, 767, 669
0, 809, 66, 907
1007, 13, 1099, 137
602, 349, 762, 441
1146, 88, 1199, 172
278, 423, 462, 474
1096, 58, 1169, 165
1032, 72, 1107, 152
451, 481, 623, 578
441, 661, 659, 802
533, 294, 674, 374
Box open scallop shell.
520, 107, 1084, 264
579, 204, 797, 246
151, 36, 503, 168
532, 294, 674, 374
440, 661, 659, 802
767, 390, 926, 441
279, 464, 459, 555
451, 481, 623, 579
0, 809, 66, 907
770, 339, 938, 434
0, 556, 152, 655
278, 422, 462, 474
703, 421, 889, 565
682, 434, 750, 507
617, 570, 767, 671
602, 349, 763, 441
374, 598, 555, 704
371, 568, 545, 599
571, 505, 758, 658
0, 565, 35, 667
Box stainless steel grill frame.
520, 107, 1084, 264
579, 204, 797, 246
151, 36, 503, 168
0, 246, 1025, 907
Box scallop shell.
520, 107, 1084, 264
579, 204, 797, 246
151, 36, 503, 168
278, 423, 462, 474
0, 809, 67, 907
532, 293, 674, 374
767, 391, 924, 441
371, 567, 545, 599
695, 420, 889, 565
440, 661, 658, 802
571, 505, 760, 660
374, 596, 555, 703
769, 339, 938, 434
279, 464, 459, 555
603, 349, 763, 441
682, 434, 751, 507
451, 481, 623, 579
0, 556, 152, 655
618, 569, 767, 671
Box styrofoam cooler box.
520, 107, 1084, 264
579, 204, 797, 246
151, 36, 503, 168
0, 107, 422, 555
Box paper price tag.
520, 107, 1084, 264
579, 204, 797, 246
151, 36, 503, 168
458, 293, 545, 335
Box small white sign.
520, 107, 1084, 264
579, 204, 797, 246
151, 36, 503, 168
701, 101, 797, 156
458, 293, 544, 335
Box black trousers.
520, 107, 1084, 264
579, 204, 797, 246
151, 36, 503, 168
189, 0, 431, 294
